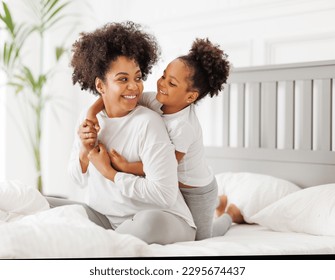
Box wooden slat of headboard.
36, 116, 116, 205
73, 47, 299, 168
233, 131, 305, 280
313, 79, 331, 151
260, 82, 277, 149
222, 87, 229, 147
229, 83, 244, 147
277, 81, 294, 149
245, 82, 260, 148
294, 80, 312, 150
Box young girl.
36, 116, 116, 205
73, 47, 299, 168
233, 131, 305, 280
87, 38, 244, 240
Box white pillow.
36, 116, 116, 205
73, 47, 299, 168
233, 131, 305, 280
0, 180, 49, 216
249, 183, 335, 236
215, 172, 300, 222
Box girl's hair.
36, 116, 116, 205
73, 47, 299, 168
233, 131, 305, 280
179, 38, 230, 103
71, 21, 160, 95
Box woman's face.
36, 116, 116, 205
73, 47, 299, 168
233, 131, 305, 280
156, 58, 197, 114
96, 56, 143, 118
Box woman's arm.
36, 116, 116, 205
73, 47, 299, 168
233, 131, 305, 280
68, 115, 98, 185
175, 151, 185, 163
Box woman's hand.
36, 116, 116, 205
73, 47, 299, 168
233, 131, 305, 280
88, 143, 117, 181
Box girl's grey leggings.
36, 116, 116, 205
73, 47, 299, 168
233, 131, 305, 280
180, 178, 232, 240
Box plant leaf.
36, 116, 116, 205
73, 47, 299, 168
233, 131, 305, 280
0, 2, 15, 36
55, 45, 66, 61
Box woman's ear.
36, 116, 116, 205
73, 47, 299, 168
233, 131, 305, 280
186, 91, 199, 103
95, 77, 105, 95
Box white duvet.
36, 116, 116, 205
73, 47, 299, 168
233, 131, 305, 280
1, 180, 335, 258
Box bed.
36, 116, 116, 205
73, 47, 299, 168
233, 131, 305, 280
1, 60, 335, 258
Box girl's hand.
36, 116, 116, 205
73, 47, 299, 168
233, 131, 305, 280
86, 112, 100, 133
88, 143, 117, 181
77, 120, 98, 173
78, 119, 98, 172
78, 119, 98, 151
109, 149, 129, 172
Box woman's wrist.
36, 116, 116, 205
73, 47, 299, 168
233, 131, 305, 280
79, 150, 89, 173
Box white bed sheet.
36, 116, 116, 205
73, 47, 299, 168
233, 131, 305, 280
1, 180, 335, 258
149, 224, 335, 256
1, 204, 335, 258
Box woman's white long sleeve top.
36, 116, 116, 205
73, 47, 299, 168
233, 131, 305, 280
68, 105, 195, 228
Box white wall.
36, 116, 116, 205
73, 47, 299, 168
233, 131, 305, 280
0, 79, 5, 182
1, 0, 335, 199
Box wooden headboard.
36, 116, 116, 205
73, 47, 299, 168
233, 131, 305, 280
205, 60, 335, 188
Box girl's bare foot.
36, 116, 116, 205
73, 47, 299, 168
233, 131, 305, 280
226, 204, 245, 224
215, 195, 228, 217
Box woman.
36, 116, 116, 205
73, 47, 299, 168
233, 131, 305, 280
51, 21, 196, 245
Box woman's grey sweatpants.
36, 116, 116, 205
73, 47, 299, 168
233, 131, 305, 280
180, 178, 232, 240
46, 196, 195, 245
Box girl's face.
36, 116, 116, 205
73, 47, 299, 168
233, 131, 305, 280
156, 58, 198, 114
96, 56, 143, 118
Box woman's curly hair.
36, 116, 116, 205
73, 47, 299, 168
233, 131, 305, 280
179, 38, 231, 103
71, 21, 160, 95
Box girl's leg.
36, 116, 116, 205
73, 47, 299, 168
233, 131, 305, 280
215, 195, 227, 217
180, 178, 218, 240
212, 203, 245, 237
115, 209, 196, 244
212, 213, 232, 237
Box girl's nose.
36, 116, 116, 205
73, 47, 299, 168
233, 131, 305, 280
157, 77, 164, 87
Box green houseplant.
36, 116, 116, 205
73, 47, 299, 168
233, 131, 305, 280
0, 0, 79, 193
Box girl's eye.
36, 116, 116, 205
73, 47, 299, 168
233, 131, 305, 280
169, 81, 176, 87
119, 77, 128, 82
136, 76, 143, 81
161, 75, 165, 80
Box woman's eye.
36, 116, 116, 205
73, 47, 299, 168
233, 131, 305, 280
161, 75, 165, 79
136, 76, 143, 81
169, 82, 176, 87
119, 77, 128, 82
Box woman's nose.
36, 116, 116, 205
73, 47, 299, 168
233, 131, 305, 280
127, 81, 137, 90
